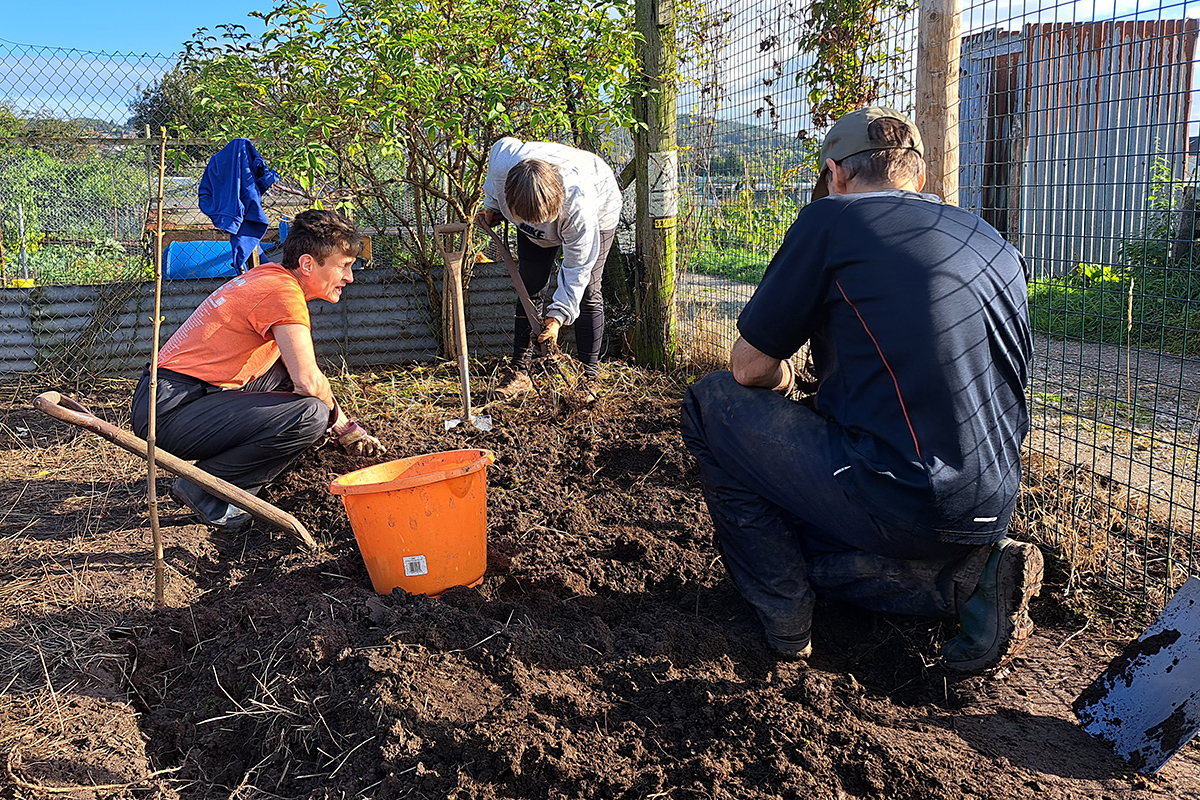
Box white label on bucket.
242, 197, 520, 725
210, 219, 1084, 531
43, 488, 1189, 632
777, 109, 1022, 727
403, 555, 429, 577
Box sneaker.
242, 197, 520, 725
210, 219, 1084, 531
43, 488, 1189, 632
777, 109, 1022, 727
766, 629, 813, 660
942, 538, 1043, 673
170, 477, 252, 532
494, 369, 533, 400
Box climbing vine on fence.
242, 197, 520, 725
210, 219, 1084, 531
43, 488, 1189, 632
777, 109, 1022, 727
799, 0, 918, 128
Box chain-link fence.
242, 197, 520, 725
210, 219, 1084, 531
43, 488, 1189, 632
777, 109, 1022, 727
0, 41, 177, 286
4, 5, 1200, 606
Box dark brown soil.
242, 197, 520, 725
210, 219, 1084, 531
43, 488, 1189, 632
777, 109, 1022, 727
1, 365, 1198, 799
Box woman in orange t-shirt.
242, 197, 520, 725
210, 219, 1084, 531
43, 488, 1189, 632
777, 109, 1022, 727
131, 210, 384, 531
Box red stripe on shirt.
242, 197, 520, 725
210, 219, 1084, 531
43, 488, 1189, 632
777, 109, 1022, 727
835, 279, 923, 460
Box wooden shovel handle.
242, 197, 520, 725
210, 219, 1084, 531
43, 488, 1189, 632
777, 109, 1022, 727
474, 216, 547, 354
33, 391, 319, 550
433, 222, 471, 262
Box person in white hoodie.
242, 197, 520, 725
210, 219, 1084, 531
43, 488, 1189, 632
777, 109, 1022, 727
480, 137, 622, 400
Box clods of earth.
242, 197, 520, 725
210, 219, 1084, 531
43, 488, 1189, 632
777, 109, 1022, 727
1, 363, 1197, 799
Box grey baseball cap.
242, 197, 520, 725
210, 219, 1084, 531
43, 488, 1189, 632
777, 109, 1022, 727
812, 106, 924, 200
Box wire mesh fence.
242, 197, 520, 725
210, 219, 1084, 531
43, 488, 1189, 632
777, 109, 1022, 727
673, 0, 1200, 606
3, 2, 1200, 606
963, 8, 1200, 606
674, 3, 919, 365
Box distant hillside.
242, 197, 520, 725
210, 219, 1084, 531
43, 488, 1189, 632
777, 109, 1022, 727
678, 114, 809, 154
600, 114, 813, 176
74, 117, 132, 136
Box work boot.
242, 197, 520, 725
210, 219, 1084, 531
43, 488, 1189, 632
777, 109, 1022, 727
170, 477, 252, 532
577, 377, 600, 405
494, 369, 533, 400
942, 538, 1043, 672
766, 629, 813, 660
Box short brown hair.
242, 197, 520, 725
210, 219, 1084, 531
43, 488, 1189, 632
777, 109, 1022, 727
505, 160, 565, 224
281, 209, 364, 270
835, 117, 924, 189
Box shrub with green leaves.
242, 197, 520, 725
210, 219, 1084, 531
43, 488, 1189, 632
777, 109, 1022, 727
187, 0, 639, 308
709, 188, 798, 253
26, 239, 152, 285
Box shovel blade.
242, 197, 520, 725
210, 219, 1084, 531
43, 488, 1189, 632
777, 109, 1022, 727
444, 415, 493, 432
1074, 576, 1200, 773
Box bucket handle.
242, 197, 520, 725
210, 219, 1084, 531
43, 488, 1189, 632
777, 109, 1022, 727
331, 451, 496, 497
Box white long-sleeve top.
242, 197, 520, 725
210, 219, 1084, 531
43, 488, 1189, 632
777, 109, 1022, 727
482, 137, 622, 325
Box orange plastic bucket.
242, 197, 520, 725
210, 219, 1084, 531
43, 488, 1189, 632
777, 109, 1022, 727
329, 449, 495, 596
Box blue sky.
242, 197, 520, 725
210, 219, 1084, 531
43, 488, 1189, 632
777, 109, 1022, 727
1, 1, 279, 123
2, 1, 272, 55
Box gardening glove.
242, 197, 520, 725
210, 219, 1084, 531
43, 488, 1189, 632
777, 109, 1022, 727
334, 420, 386, 457
479, 208, 504, 228
537, 316, 562, 347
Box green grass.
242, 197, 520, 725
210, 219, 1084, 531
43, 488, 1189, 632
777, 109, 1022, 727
1032, 391, 1066, 404
1029, 264, 1200, 357
685, 246, 770, 284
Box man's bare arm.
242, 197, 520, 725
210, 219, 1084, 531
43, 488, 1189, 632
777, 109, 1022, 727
730, 336, 793, 391
274, 324, 348, 428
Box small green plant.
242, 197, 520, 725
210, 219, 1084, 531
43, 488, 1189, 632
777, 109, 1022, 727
1032, 391, 1066, 404
1031, 154, 1200, 357
1073, 263, 1126, 287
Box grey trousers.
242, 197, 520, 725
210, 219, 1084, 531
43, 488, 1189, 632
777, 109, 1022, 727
680, 371, 992, 644
131, 360, 329, 493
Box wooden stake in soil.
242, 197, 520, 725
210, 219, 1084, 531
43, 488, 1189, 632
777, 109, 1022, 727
148, 128, 167, 608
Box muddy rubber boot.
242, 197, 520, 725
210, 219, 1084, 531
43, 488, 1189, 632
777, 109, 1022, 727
170, 477, 252, 532
942, 538, 1043, 672
494, 369, 533, 401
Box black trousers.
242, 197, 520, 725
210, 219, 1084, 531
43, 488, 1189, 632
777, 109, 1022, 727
680, 371, 992, 644
512, 228, 615, 377
131, 360, 329, 493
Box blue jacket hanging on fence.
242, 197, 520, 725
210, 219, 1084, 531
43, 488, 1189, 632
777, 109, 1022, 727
198, 139, 280, 272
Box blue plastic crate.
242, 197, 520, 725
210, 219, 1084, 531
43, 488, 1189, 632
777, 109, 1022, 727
163, 241, 240, 280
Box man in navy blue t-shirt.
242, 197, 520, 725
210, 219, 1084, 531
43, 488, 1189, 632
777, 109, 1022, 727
681, 107, 1042, 673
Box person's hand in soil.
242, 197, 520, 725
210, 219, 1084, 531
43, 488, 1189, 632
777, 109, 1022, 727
334, 420, 386, 457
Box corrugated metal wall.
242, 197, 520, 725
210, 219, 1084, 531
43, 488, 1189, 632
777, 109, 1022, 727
1022, 21, 1197, 278
0, 291, 36, 374
961, 21, 1198, 278
0, 263, 519, 378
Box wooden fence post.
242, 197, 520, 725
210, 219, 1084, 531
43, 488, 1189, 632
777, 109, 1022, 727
917, 0, 962, 204
633, 0, 679, 367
